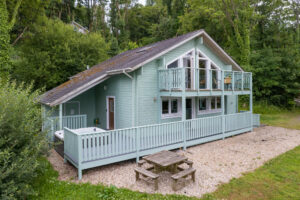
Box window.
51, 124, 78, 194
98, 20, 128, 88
217, 97, 221, 109
161, 98, 181, 118
199, 97, 207, 111
162, 100, 169, 114
167, 59, 179, 69
211, 96, 222, 111
171, 99, 178, 113
211, 97, 216, 109
198, 96, 222, 114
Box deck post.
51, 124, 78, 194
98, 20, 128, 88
59, 104, 63, 130
232, 71, 235, 91
250, 73, 253, 131
77, 134, 83, 180
241, 72, 244, 91
136, 127, 140, 162
221, 71, 225, 139
181, 68, 187, 150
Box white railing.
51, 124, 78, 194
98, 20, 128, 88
64, 112, 258, 179
44, 114, 87, 140
158, 68, 251, 91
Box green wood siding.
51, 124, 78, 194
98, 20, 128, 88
61, 37, 239, 128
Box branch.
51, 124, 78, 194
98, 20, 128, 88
12, 26, 27, 46
9, 0, 22, 30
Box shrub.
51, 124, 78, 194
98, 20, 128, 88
0, 80, 48, 199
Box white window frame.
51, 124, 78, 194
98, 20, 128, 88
197, 96, 222, 115
165, 49, 195, 69
161, 97, 182, 119
166, 49, 195, 89
197, 50, 222, 90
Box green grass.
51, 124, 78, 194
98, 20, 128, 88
201, 145, 300, 200
31, 145, 300, 200
253, 103, 300, 130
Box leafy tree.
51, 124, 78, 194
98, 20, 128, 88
0, 0, 11, 78
108, 36, 120, 56
12, 18, 109, 90
0, 80, 48, 199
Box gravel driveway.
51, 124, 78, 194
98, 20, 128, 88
48, 126, 300, 198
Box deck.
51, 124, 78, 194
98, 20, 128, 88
62, 112, 260, 179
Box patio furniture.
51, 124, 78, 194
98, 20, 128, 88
171, 168, 196, 191
143, 150, 188, 173
134, 167, 159, 190
141, 150, 196, 191
138, 159, 154, 171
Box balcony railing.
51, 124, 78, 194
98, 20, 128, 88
158, 67, 251, 91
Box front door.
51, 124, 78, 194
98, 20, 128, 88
186, 98, 193, 120
107, 97, 115, 130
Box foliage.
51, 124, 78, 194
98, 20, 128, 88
0, 80, 48, 199
12, 17, 109, 90
0, 0, 11, 78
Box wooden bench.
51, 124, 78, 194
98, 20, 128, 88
177, 160, 193, 171
135, 167, 159, 190
171, 168, 196, 191
138, 159, 154, 171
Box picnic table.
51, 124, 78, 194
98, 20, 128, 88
135, 150, 196, 191
143, 150, 187, 173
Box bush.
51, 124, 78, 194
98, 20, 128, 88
0, 80, 48, 199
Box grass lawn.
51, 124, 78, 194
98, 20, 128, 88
31, 145, 300, 200
260, 111, 300, 130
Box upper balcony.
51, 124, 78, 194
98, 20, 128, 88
158, 68, 252, 96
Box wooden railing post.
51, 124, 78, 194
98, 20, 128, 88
221, 71, 225, 139
232, 72, 235, 91
181, 67, 186, 150
59, 104, 63, 130
136, 128, 140, 162
250, 73, 253, 131
77, 133, 82, 180
241, 72, 244, 91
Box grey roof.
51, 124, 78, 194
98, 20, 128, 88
39, 29, 242, 106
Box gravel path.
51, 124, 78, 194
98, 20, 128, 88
48, 126, 300, 198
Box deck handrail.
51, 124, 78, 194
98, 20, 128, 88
63, 112, 259, 180
158, 67, 252, 91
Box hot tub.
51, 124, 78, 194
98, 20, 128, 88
54, 127, 105, 157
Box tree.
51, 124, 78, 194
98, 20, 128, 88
0, 80, 48, 199
12, 18, 109, 90
0, 0, 11, 78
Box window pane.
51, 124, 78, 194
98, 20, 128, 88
167, 60, 179, 69
162, 100, 169, 114
217, 97, 221, 109
171, 99, 178, 113
199, 60, 206, 69
199, 98, 206, 110
211, 97, 216, 109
